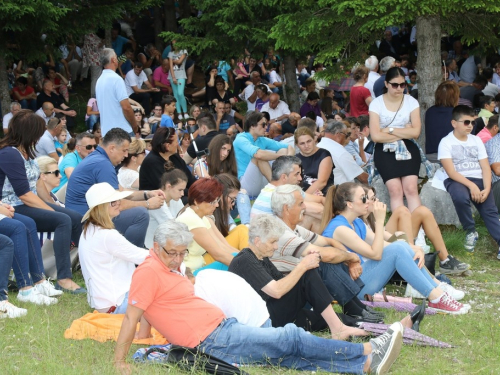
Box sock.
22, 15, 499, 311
439, 256, 450, 265
430, 293, 444, 304
342, 299, 364, 316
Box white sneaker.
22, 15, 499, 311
17, 288, 58, 305
183, 113, 190, 120
0, 300, 27, 319
34, 279, 63, 297
439, 282, 465, 301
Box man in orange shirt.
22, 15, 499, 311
114, 220, 403, 375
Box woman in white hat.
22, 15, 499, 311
79, 183, 149, 314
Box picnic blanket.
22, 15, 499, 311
64, 311, 168, 345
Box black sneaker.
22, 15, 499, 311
369, 322, 403, 375
186, 83, 198, 89
439, 255, 470, 275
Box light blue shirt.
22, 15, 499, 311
345, 140, 364, 166
54, 150, 82, 193
95, 69, 132, 136
485, 134, 500, 184
233, 132, 288, 179
160, 114, 175, 128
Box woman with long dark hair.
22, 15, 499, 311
0, 110, 85, 293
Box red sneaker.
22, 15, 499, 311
428, 293, 468, 315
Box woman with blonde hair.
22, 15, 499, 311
79, 183, 149, 315
117, 139, 147, 190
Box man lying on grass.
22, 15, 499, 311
114, 220, 404, 375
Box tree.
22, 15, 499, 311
272, 0, 500, 149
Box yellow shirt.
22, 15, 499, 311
176, 207, 211, 271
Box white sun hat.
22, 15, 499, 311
81, 182, 133, 222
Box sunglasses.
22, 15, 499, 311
261, 121, 268, 128
387, 82, 407, 89
82, 144, 98, 150
43, 170, 60, 177
456, 120, 476, 126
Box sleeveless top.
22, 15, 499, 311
296, 148, 334, 195
322, 215, 368, 263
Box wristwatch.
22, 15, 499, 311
388, 127, 394, 134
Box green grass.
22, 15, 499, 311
2, 220, 500, 374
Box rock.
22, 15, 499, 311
420, 181, 461, 226
372, 176, 391, 208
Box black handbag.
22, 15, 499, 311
145, 345, 249, 375
364, 140, 375, 154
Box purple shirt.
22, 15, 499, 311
300, 102, 321, 118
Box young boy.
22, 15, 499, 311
438, 105, 500, 258
160, 95, 177, 128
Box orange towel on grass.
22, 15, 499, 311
64, 311, 168, 345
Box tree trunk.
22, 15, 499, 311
415, 15, 442, 152
283, 54, 300, 113
164, 0, 177, 33
0, 53, 11, 120
154, 6, 164, 51
104, 29, 112, 49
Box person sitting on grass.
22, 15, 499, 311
363, 186, 470, 277
114, 219, 404, 375
79, 183, 149, 315
438, 105, 500, 258
229, 214, 369, 340
321, 183, 470, 315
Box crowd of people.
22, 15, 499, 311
2, 18, 500, 375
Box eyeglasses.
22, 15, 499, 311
210, 197, 221, 205
81, 144, 98, 150
228, 196, 237, 204
109, 200, 120, 207
340, 131, 351, 138
456, 120, 476, 126
43, 170, 60, 177
388, 82, 407, 89
161, 246, 189, 258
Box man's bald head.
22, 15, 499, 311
289, 112, 301, 126
269, 93, 280, 109
42, 102, 54, 111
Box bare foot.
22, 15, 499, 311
332, 325, 369, 340
57, 278, 83, 291
400, 315, 412, 329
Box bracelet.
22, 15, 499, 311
143, 191, 149, 200
146, 200, 150, 210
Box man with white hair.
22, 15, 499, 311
2, 102, 21, 133
373, 56, 396, 97
269, 185, 385, 323
364, 55, 380, 98
114, 219, 403, 375
95, 48, 137, 136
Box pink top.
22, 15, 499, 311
153, 66, 171, 90
85, 98, 99, 120
477, 128, 493, 144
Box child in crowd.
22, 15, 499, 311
233, 55, 249, 80
160, 95, 177, 128
55, 128, 68, 156
408, 72, 417, 91
438, 105, 500, 258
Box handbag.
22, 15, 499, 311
145, 345, 249, 375
364, 140, 375, 154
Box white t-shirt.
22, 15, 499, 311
3, 113, 13, 130
117, 168, 139, 190
317, 137, 363, 183
261, 100, 290, 124
301, 115, 324, 130
145, 199, 185, 249
268, 70, 282, 85
194, 269, 269, 327
78, 225, 148, 309
438, 132, 487, 180
369, 94, 419, 129
365, 71, 381, 98
241, 84, 256, 111
124, 69, 149, 96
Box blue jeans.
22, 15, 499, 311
318, 262, 364, 305
0, 214, 45, 288
113, 207, 149, 248
85, 114, 100, 131
198, 318, 366, 374
445, 177, 500, 244
19, 99, 37, 111
236, 191, 251, 225
358, 242, 437, 298
171, 78, 187, 113
112, 291, 129, 314
0, 234, 14, 301
13, 203, 82, 280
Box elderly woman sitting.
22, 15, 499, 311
79, 183, 149, 314
175, 178, 238, 275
